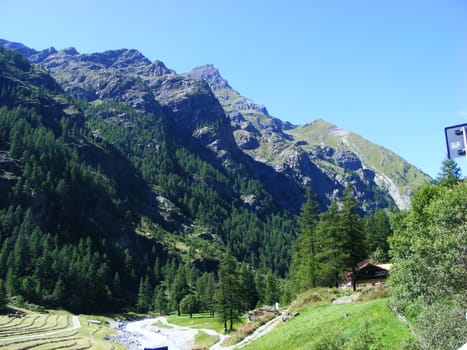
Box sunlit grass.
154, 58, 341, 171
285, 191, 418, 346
242, 298, 415, 350
193, 330, 220, 349
167, 313, 244, 334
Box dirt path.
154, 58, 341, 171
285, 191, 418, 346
217, 314, 283, 350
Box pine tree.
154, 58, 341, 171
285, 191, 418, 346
136, 276, 153, 313
237, 263, 258, 311
196, 272, 216, 317
215, 248, 242, 332
315, 202, 348, 287
436, 158, 462, 187
364, 209, 392, 262
170, 266, 188, 316
289, 190, 320, 293
153, 286, 168, 315
341, 186, 366, 290
262, 271, 279, 306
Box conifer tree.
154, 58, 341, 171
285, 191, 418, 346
170, 266, 188, 316
315, 202, 348, 287
153, 286, 168, 315
136, 276, 153, 313
289, 190, 320, 293
364, 209, 392, 262
215, 247, 241, 332
196, 272, 216, 317
238, 263, 258, 311
341, 186, 366, 289
436, 158, 462, 187
262, 271, 279, 306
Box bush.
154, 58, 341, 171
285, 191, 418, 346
417, 301, 466, 350
400, 337, 422, 350
357, 286, 388, 301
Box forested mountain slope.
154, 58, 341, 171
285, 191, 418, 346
0, 39, 431, 314
0, 45, 295, 313
3, 39, 431, 214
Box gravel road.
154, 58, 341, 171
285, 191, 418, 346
112, 317, 221, 350
111, 314, 280, 350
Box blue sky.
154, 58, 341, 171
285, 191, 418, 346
1, 0, 466, 178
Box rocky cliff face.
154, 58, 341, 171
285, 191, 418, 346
2, 39, 431, 213
187, 65, 431, 210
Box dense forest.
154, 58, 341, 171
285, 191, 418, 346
0, 47, 295, 314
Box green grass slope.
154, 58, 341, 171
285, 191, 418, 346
243, 297, 414, 350
286, 119, 431, 207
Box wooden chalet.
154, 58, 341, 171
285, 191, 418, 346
343, 260, 392, 290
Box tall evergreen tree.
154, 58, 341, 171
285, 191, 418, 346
436, 158, 462, 187
170, 266, 188, 316
237, 263, 258, 311
289, 190, 320, 294
153, 286, 168, 315
315, 202, 348, 287
341, 186, 366, 290
136, 276, 153, 313
364, 209, 392, 262
262, 271, 279, 306
215, 248, 242, 332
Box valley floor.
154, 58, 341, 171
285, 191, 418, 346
110, 314, 283, 350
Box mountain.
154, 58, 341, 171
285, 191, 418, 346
187, 64, 430, 211
0, 42, 300, 313
3, 39, 430, 213
0, 39, 431, 313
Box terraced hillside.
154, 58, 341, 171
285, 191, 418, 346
0, 311, 121, 350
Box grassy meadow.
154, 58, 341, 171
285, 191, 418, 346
242, 294, 415, 350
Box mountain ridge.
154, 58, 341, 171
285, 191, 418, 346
0, 39, 432, 315
1, 39, 431, 212
186, 64, 430, 210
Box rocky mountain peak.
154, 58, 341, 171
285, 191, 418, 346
78, 49, 150, 69
148, 60, 174, 77
187, 64, 231, 90
62, 47, 78, 55
0, 38, 37, 57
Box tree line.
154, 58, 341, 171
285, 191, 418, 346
288, 187, 393, 294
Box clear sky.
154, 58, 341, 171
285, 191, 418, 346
1, 0, 466, 178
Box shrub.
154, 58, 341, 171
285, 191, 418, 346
357, 286, 388, 301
